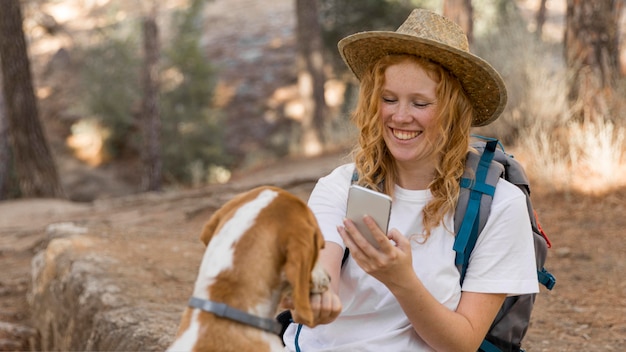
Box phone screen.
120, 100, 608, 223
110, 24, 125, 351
346, 185, 392, 249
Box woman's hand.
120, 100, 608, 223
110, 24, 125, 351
308, 289, 342, 326
281, 288, 342, 327
338, 215, 414, 288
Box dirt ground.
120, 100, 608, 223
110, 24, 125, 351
1, 151, 626, 351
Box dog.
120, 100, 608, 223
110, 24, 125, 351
168, 186, 330, 352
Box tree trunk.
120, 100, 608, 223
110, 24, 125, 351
0, 0, 64, 198
443, 0, 473, 45
564, 0, 622, 122
535, 0, 548, 37
0, 80, 10, 199
140, 8, 162, 192
296, 0, 327, 156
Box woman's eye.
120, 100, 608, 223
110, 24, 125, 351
413, 102, 431, 108
382, 97, 396, 103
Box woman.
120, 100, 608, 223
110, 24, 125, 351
282, 9, 538, 352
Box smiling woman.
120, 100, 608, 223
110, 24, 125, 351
281, 9, 538, 352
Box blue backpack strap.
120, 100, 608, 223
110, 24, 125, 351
454, 140, 507, 352
351, 169, 359, 183
294, 323, 304, 352
538, 267, 556, 290
454, 140, 500, 283
479, 339, 504, 352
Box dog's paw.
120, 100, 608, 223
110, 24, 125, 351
310, 262, 330, 294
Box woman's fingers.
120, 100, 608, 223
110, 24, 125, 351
309, 290, 342, 326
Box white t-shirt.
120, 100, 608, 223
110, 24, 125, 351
283, 163, 539, 352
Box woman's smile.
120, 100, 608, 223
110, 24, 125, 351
391, 128, 421, 141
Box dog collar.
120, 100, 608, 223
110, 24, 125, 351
188, 297, 283, 335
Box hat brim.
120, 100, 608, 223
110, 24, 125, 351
338, 31, 507, 126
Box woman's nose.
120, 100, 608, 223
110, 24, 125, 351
392, 102, 412, 122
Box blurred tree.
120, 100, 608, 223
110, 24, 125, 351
564, 0, 623, 122
80, 34, 140, 160
296, 0, 327, 156
535, 0, 548, 38
159, 0, 228, 184
79, 0, 224, 186
443, 0, 473, 44
140, 4, 162, 192
0, 0, 64, 198
0, 80, 9, 199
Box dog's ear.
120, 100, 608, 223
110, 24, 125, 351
199, 214, 220, 246
284, 222, 320, 327
200, 190, 256, 245
199, 201, 234, 245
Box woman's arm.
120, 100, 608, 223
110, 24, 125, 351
390, 270, 505, 352
318, 241, 344, 295
339, 216, 505, 352
307, 242, 343, 326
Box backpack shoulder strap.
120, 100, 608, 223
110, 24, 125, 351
476, 141, 556, 290
454, 140, 504, 283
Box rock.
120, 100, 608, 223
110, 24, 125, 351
0, 338, 23, 351
0, 321, 37, 351
28, 233, 194, 351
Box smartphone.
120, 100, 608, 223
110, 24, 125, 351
346, 185, 392, 249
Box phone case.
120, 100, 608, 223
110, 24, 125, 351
346, 185, 392, 249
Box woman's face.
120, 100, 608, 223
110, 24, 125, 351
379, 60, 439, 165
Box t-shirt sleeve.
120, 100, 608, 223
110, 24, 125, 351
307, 164, 354, 249
461, 179, 540, 295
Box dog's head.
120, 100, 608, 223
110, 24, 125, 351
198, 186, 328, 326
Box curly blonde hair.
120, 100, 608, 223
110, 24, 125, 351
351, 54, 474, 240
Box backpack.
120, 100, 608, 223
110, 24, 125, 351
455, 137, 555, 352
277, 137, 556, 352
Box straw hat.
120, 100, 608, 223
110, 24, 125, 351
338, 9, 507, 126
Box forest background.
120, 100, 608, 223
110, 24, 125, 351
1, 0, 625, 201
0, 0, 625, 351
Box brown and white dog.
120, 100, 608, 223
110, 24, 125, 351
168, 186, 330, 352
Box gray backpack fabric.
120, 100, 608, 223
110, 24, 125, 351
455, 139, 555, 352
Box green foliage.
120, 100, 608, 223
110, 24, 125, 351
160, 0, 230, 184
80, 33, 141, 157
79, 0, 229, 185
